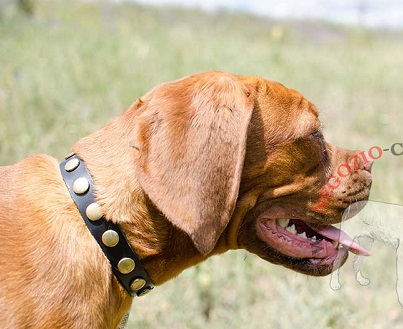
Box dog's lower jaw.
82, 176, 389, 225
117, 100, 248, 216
137, 229, 231, 286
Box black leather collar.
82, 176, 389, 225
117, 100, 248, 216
60, 154, 154, 297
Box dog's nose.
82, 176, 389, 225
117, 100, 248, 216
363, 158, 374, 173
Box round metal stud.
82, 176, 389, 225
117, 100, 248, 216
102, 230, 119, 247
73, 177, 90, 195
137, 287, 153, 297
86, 202, 103, 221
64, 158, 80, 172
130, 278, 146, 291
65, 152, 75, 159
118, 258, 135, 274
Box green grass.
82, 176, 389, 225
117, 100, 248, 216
1, 1, 403, 328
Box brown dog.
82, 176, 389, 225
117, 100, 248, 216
0, 71, 372, 328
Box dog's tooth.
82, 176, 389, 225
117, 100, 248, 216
277, 218, 290, 228
298, 232, 308, 239
332, 241, 339, 248
286, 224, 297, 235
311, 235, 317, 241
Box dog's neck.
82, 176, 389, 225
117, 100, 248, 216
71, 110, 229, 286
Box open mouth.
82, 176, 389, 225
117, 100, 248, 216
256, 217, 370, 265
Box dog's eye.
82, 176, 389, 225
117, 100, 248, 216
310, 130, 329, 163
310, 128, 326, 146
310, 130, 323, 141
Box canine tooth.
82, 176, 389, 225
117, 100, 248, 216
286, 224, 297, 235
298, 232, 307, 239
311, 236, 317, 241
277, 218, 290, 228
332, 241, 339, 248
338, 244, 344, 250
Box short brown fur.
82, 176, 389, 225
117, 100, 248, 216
0, 72, 372, 328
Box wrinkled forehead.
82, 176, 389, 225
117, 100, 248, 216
254, 79, 321, 142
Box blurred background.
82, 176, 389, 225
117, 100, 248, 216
1, 0, 403, 328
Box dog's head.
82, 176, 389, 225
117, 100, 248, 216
132, 71, 372, 277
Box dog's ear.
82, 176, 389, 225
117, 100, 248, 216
133, 73, 254, 255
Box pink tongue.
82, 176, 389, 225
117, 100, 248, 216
310, 224, 371, 256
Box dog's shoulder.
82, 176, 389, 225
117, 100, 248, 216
0, 154, 65, 221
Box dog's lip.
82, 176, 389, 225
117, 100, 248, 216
256, 219, 339, 260
256, 217, 370, 261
